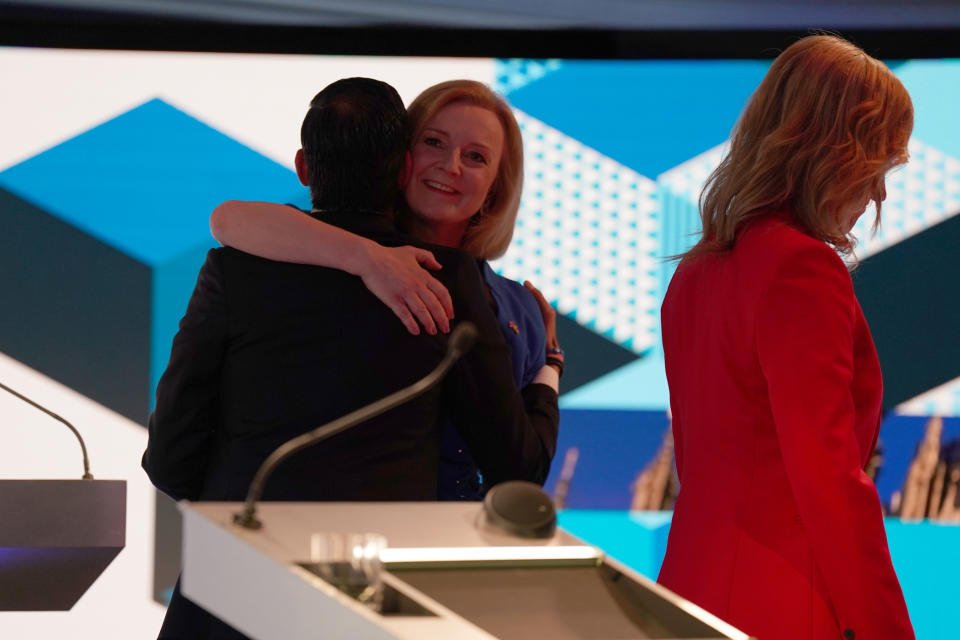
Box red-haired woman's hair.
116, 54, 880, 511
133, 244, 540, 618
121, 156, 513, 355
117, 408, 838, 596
685, 34, 913, 258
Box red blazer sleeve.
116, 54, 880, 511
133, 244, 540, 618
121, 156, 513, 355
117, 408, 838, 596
755, 244, 914, 639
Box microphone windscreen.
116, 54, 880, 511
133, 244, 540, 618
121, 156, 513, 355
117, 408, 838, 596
448, 322, 478, 357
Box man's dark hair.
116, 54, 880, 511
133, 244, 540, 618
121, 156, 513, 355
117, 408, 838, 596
300, 77, 409, 213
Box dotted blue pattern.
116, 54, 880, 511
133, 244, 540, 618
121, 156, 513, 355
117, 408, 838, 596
494, 58, 563, 95
851, 138, 960, 258
491, 110, 660, 355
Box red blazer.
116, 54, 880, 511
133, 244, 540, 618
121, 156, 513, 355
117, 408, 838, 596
658, 213, 914, 640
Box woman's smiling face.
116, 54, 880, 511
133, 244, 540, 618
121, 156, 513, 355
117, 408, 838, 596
403, 102, 505, 248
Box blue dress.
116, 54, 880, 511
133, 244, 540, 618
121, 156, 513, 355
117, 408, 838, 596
437, 261, 548, 500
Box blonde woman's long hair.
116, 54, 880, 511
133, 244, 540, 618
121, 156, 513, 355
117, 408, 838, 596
686, 34, 913, 259
404, 80, 524, 260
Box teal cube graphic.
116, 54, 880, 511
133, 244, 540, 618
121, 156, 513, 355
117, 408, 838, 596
501, 59, 769, 178
0, 98, 309, 422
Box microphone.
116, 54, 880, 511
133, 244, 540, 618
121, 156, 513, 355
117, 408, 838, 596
0, 380, 94, 480
233, 321, 479, 529
445, 320, 478, 359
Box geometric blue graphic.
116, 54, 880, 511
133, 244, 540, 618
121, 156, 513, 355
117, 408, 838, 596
504, 60, 770, 178
558, 509, 672, 578
883, 520, 960, 640
0, 98, 309, 415
895, 59, 960, 161
494, 58, 563, 94
654, 145, 725, 298
0, 98, 304, 266
2, 49, 958, 636
874, 415, 960, 507
850, 137, 960, 259
499, 57, 960, 428
544, 408, 670, 509
494, 110, 661, 355
899, 375, 960, 419
559, 352, 669, 411
549, 404, 960, 514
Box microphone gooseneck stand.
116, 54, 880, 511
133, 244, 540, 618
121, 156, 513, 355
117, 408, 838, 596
233, 321, 478, 530
0, 380, 94, 480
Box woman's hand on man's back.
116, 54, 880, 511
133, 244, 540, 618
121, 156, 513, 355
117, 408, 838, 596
357, 242, 454, 336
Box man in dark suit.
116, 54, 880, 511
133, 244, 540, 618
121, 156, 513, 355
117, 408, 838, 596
142, 78, 558, 639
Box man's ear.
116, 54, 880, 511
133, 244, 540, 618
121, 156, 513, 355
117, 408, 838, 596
398, 150, 412, 189
295, 149, 309, 186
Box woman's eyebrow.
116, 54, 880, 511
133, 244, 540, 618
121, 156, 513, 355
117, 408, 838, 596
421, 127, 492, 152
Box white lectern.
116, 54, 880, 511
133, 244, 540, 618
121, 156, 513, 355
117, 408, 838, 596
179, 502, 752, 640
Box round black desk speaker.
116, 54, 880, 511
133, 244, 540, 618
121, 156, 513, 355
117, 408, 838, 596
481, 481, 557, 539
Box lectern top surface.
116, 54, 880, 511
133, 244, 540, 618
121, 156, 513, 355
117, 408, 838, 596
184, 501, 586, 560
179, 502, 752, 640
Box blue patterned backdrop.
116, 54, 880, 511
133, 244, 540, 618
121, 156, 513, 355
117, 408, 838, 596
1, 55, 959, 511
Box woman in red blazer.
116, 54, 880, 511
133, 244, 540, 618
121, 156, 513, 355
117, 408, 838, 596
658, 36, 915, 640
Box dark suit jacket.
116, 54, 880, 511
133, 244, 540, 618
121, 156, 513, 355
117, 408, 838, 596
658, 212, 913, 640
142, 210, 558, 639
